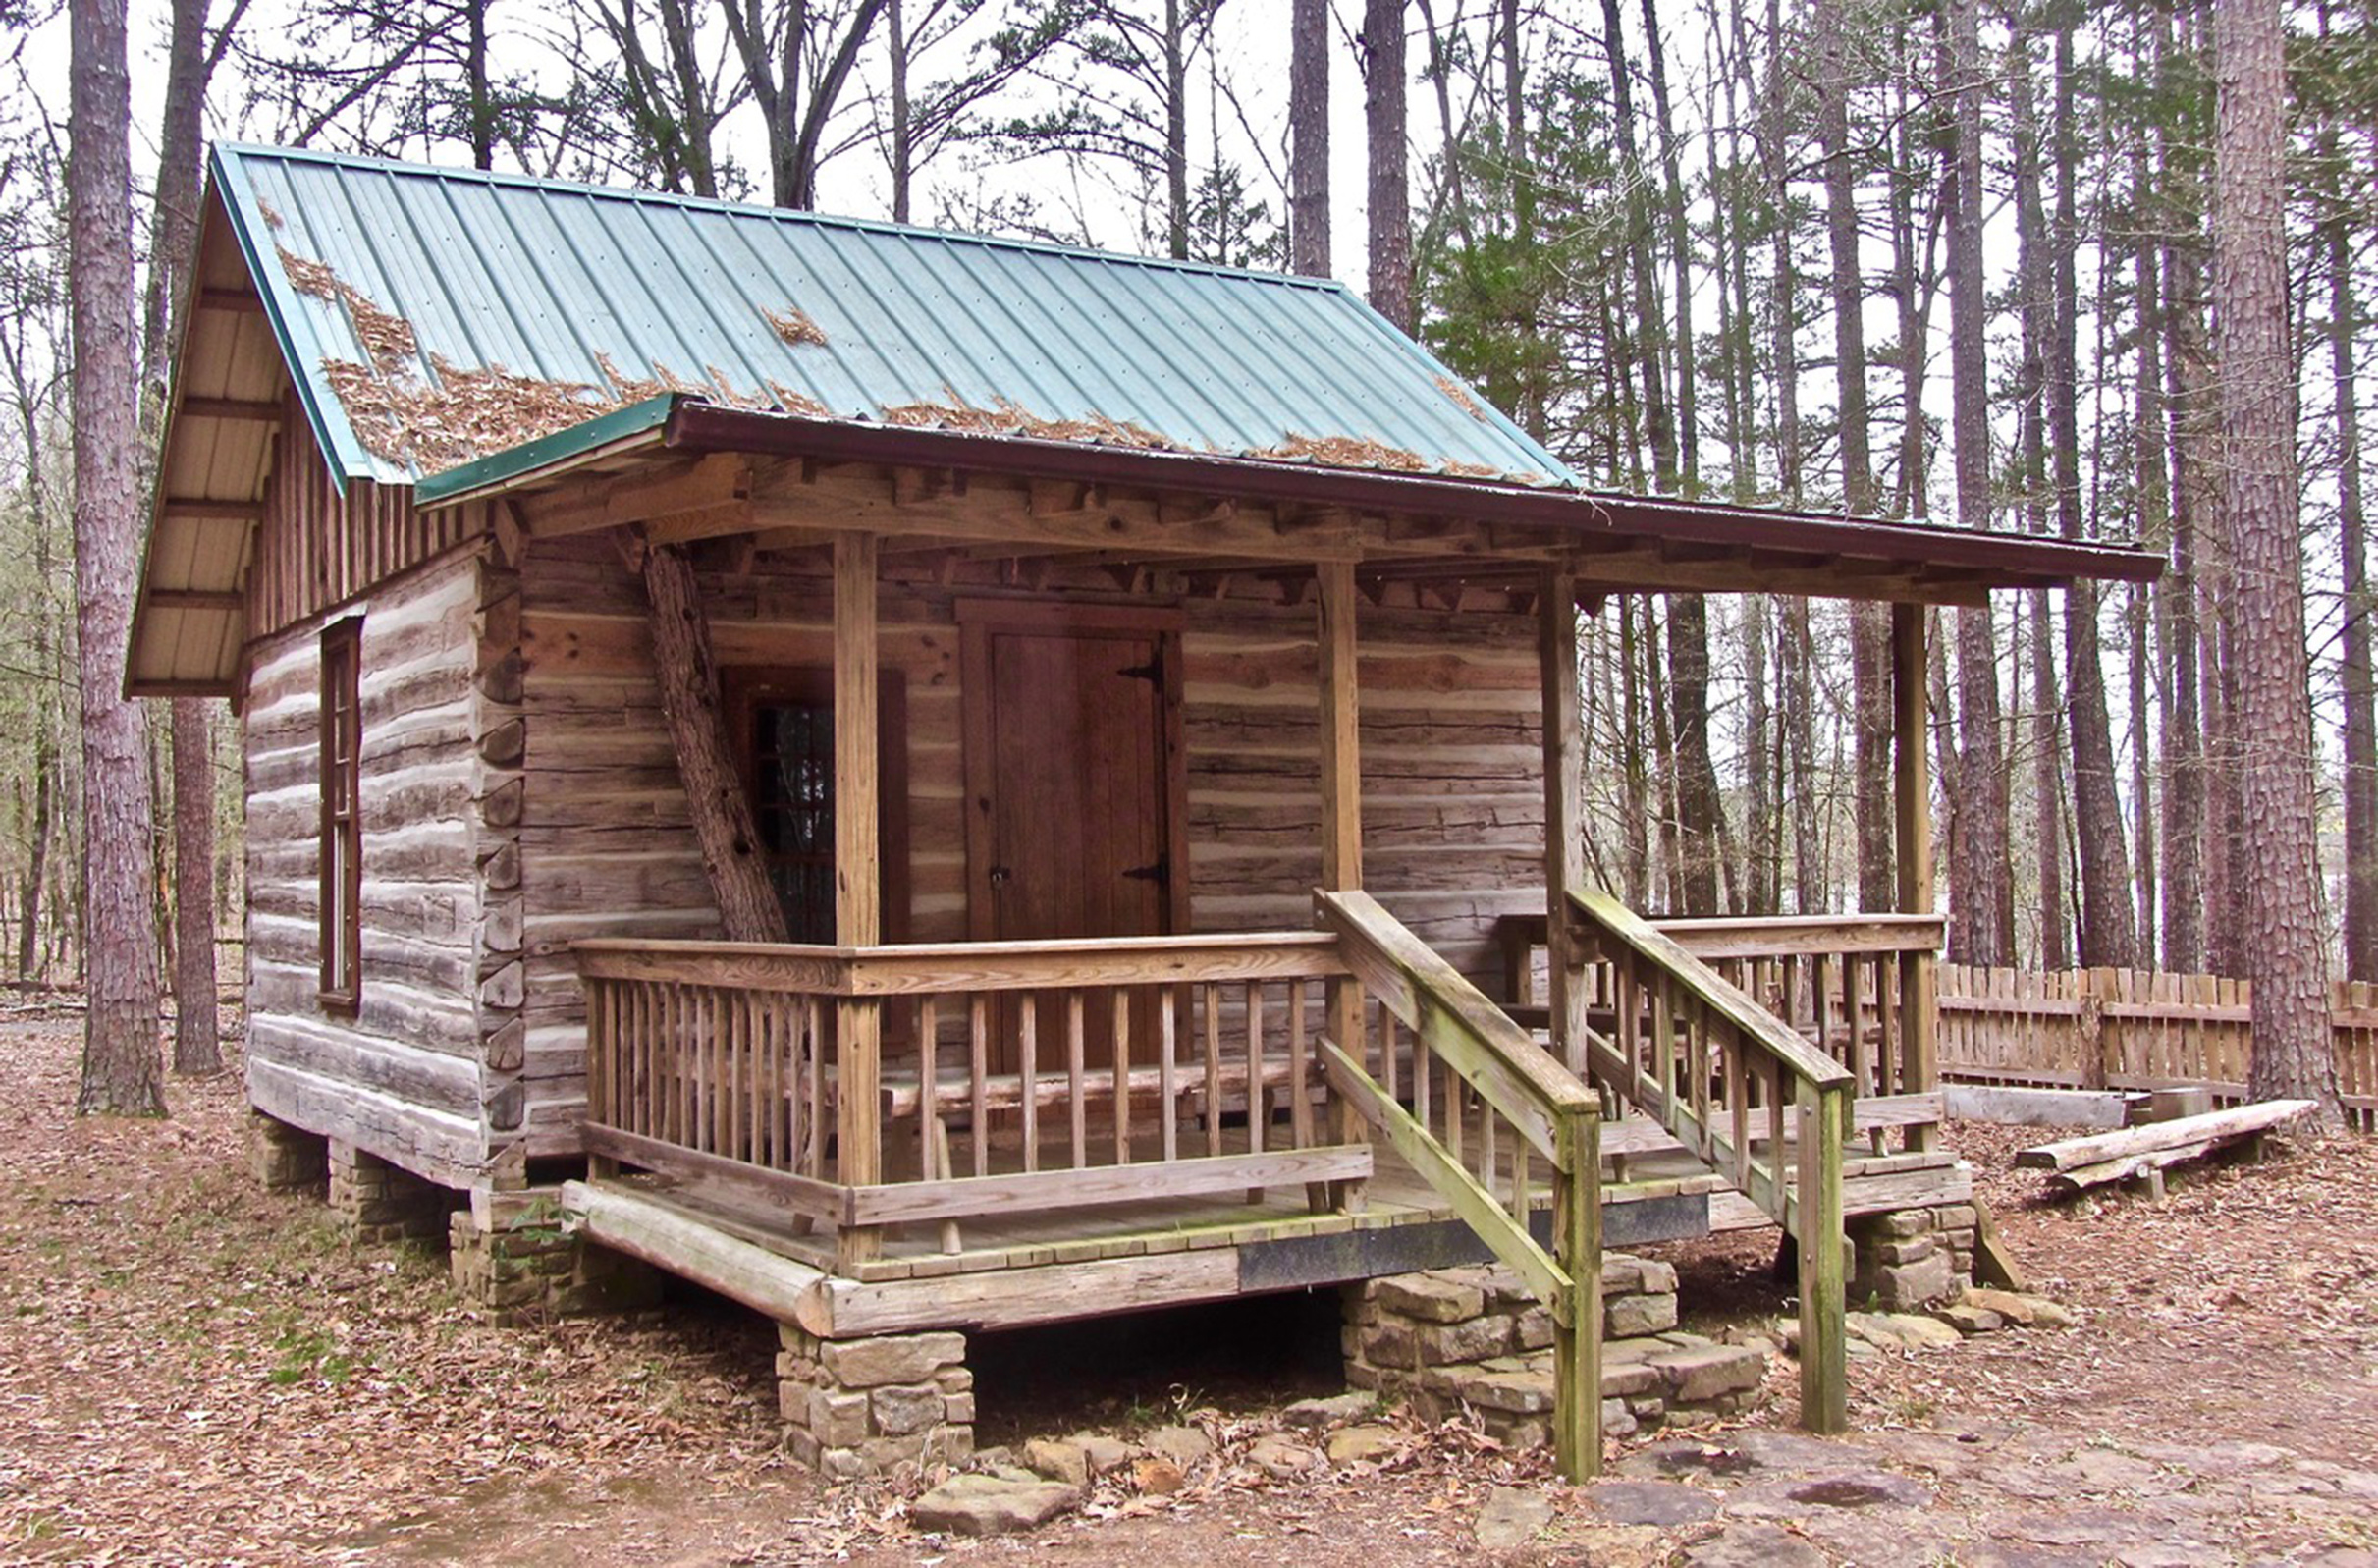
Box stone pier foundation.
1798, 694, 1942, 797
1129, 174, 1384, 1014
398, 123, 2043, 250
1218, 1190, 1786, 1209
247, 1111, 329, 1195
779, 1326, 975, 1480
1849, 1204, 1976, 1311
447, 1190, 663, 1323
326, 1139, 455, 1245
1344, 1255, 1768, 1446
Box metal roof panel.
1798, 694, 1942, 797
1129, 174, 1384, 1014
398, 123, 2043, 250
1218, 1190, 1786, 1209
204, 143, 1575, 490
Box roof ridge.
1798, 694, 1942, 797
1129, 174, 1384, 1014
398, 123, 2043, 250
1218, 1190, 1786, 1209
213, 142, 1356, 296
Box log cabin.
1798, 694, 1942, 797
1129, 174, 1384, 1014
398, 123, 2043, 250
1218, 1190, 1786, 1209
132, 144, 2160, 1479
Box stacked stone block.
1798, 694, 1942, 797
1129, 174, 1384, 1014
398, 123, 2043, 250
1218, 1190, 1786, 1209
326, 1139, 454, 1244
447, 1190, 662, 1323
1343, 1256, 1767, 1448
248, 1111, 329, 1195
779, 1326, 975, 1480
1849, 1203, 1976, 1310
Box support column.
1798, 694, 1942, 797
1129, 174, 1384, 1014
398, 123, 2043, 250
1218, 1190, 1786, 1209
836, 533, 885, 1267
1892, 602, 1939, 1151
1318, 562, 1369, 1210
1539, 569, 1590, 1076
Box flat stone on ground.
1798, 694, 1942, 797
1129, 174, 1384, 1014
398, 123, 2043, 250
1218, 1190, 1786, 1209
1325, 1424, 1402, 1464
1846, 1311, 1965, 1351
1281, 1392, 1376, 1431
910, 1474, 1082, 1537
1142, 1424, 1213, 1467
1679, 1523, 1828, 1568
1580, 1478, 1721, 1527
1021, 1437, 1088, 1487
1473, 1486, 1555, 1551
1245, 1433, 1318, 1479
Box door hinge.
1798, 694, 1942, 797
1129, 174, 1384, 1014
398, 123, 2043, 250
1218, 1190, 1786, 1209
1120, 851, 1171, 886
1116, 648, 1163, 684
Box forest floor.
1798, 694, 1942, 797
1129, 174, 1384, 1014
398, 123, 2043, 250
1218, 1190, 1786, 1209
3, 1001, 2376, 1567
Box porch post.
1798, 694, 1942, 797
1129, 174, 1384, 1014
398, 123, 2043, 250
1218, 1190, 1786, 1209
836, 532, 885, 1265
1539, 568, 1590, 1077
1891, 602, 1939, 1150
1318, 562, 1369, 1209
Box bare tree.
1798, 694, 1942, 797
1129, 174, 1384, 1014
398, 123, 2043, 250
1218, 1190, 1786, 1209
69, 0, 165, 1113
1288, 0, 1328, 274
1364, 0, 1411, 326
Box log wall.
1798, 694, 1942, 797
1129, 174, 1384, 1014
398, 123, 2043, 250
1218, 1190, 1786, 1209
513, 538, 1547, 1157
243, 546, 492, 1186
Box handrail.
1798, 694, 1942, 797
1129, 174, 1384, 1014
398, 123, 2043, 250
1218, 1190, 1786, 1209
1563, 884, 1848, 1434
575, 931, 1350, 995
1570, 889, 1854, 1093
1314, 889, 1603, 1482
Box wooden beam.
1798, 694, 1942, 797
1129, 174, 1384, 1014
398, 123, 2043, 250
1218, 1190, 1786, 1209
198, 286, 266, 313
835, 532, 884, 1267
1538, 567, 1590, 1076
750, 463, 1366, 564
1892, 603, 1938, 1147
2015, 1099, 2315, 1171
562, 1179, 833, 1334
144, 588, 245, 612
158, 500, 262, 523
1796, 1085, 1849, 1433
1317, 562, 1363, 891
176, 396, 280, 422
520, 453, 751, 538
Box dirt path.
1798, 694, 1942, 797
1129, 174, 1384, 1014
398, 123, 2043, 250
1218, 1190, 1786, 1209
3, 1006, 2374, 1566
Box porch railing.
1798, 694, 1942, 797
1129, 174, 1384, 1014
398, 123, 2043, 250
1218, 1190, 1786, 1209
1315, 889, 1605, 1482
1502, 908, 1945, 1153
1563, 888, 1850, 1433
576, 933, 1375, 1258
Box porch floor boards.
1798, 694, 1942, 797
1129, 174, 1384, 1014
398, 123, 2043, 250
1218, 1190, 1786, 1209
591, 1114, 1964, 1287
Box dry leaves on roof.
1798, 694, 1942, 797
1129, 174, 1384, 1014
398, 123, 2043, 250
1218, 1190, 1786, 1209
1433, 375, 1487, 421
275, 243, 835, 473
764, 304, 829, 348
1263, 432, 1432, 473
878, 389, 1171, 450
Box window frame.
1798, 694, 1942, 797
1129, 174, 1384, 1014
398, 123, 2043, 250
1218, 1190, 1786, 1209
720, 664, 909, 945
318, 617, 364, 1011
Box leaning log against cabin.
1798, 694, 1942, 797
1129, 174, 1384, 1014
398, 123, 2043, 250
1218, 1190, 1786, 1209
131, 144, 2161, 1480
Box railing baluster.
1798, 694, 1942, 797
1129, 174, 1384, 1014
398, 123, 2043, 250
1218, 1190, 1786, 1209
1160, 984, 1179, 1163
970, 994, 991, 1178
1112, 989, 1134, 1166
1289, 982, 1312, 1150
920, 996, 941, 1181
1067, 990, 1088, 1169
1247, 982, 1267, 1156
1020, 994, 1040, 1174
1202, 982, 1223, 1158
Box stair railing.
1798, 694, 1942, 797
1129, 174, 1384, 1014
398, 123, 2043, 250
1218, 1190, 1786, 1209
1314, 889, 1604, 1481
1564, 886, 1850, 1432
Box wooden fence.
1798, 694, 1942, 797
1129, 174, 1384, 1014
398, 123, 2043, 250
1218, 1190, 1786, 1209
1937, 966, 2378, 1131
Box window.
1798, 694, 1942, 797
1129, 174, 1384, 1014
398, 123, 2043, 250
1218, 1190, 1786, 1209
722, 667, 907, 944
319, 619, 362, 1007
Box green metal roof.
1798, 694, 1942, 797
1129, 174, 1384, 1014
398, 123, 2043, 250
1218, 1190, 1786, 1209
208, 144, 1576, 492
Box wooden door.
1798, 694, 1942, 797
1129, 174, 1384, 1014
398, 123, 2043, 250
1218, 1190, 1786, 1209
961, 603, 1186, 1074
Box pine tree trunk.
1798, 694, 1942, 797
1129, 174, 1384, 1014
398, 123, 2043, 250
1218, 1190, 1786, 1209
1363, 0, 1411, 329
2051, 22, 2135, 968
2329, 174, 2378, 983
147, 0, 223, 1070
2213, 0, 2341, 1119
1815, 0, 1894, 914
69, 0, 165, 1115
169, 699, 221, 1073
2160, 219, 2208, 974
2011, 27, 2067, 970
1289, 0, 1330, 276
1943, 0, 2013, 966
889, 0, 912, 222
629, 539, 792, 945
